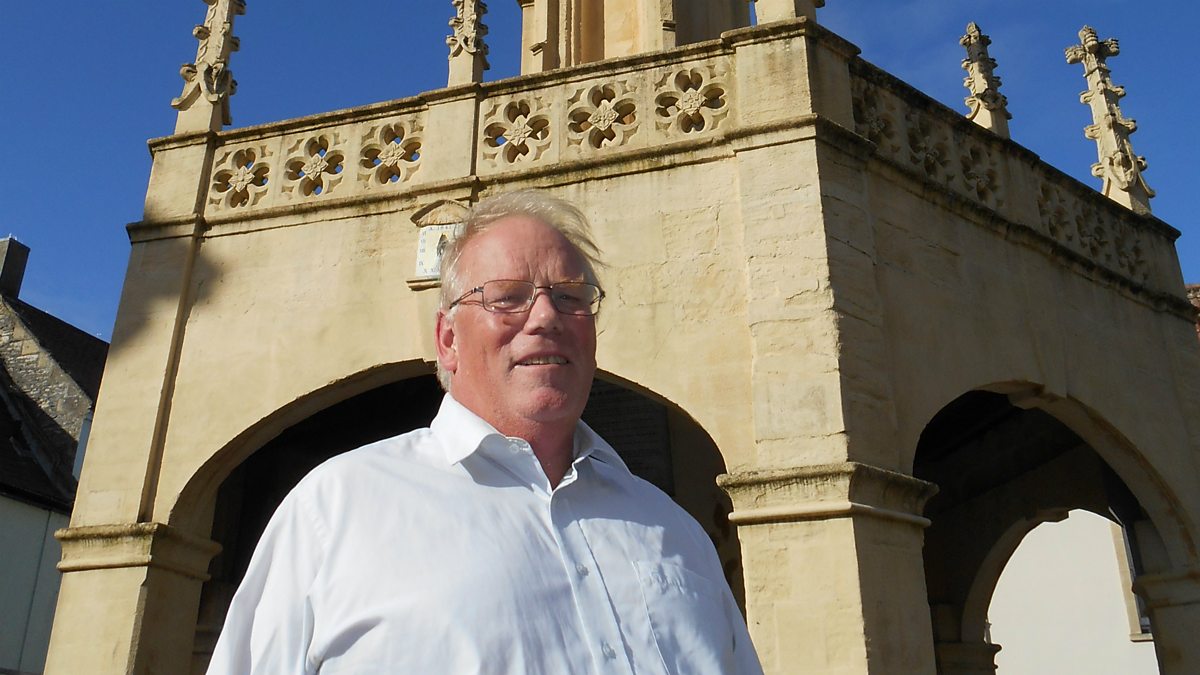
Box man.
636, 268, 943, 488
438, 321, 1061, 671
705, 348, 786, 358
208, 191, 763, 674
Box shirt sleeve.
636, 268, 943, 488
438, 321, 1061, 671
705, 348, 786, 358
206, 487, 327, 675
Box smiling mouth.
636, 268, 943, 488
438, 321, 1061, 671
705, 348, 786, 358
517, 356, 568, 366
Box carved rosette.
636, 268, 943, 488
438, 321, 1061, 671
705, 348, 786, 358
209, 144, 271, 209
359, 120, 423, 186
1075, 204, 1111, 261
1036, 183, 1077, 243
566, 82, 639, 151
851, 79, 901, 157
905, 110, 953, 184
653, 65, 729, 135
283, 134, 346, 199
1113, 228, 1148, 281
958, 141, 1003, 209
481, 98, 552, 166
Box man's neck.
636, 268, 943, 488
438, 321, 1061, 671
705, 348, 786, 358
503, 420, 575, 488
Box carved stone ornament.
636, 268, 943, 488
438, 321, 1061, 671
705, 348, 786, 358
359, 120, 423, 187
959, 22, 1011, 138
958, 141, 1003, 209
482, 98, 552, 165
447, 0, 489, 84
447, 0, 489, 59
209, 144, 271, 209
905, 110, 953, 184
567, 82, 639, 151
171, 0, 246, 130
1066, 26, 1154, 214
283, 134, 345, 199
654, 65, 729, 135
851, 78, 901, 157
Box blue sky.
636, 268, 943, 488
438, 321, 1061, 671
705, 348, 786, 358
3, 1, 1195, 340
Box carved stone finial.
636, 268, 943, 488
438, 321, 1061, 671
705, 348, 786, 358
959, 22, 1011, 138
754, 0, 825, 24
447, 0, 490, 85
170, 0, 245, 134
1066, 26, 1154, 214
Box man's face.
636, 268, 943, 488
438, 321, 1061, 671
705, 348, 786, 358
436, 216, 598, 433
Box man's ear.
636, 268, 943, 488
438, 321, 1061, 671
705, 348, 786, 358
435, 309, 458, 376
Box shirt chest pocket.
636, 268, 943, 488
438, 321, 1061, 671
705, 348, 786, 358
635, 561, 736, 675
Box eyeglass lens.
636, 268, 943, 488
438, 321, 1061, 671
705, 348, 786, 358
482, 280, 601, 315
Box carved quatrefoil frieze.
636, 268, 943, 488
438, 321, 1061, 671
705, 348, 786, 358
567, 82, 638, 151
283, 134, 345, 198
905, 110, 953, 185
654, 66, 729, 135
851, 80, 902, 157
482, 98, 552, 165
958, 142, 1003, 209
360, 120, 423, 187
209, 145, 271, 209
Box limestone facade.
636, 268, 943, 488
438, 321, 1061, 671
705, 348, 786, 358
44, 3, 1200, 674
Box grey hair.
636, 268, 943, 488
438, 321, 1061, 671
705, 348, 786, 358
435, 190, 605, 390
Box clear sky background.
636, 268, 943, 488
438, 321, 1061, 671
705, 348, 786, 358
3, 1, 1196, 340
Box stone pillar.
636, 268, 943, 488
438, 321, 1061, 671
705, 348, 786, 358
959, 23, 1010, 138
44, 525, 220, 675
447, 0, 489, 85
48, 2, 222, 661
1134, 567, 1200, 675
1065, 26, 1154, 214
754, 0, 824, 24
720, 464, 939, 674
171, 0, 245, 134
518, 0, 560, 73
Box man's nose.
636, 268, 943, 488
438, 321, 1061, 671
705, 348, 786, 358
523, 289, 563, 331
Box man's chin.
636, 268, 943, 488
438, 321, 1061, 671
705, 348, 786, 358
517, 387, 587, 423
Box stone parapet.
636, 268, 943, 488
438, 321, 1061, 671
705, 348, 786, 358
849, 59, 1184, 307
135, 16, 1188, 317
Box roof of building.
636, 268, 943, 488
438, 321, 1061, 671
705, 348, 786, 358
6, 297, 107, 399
0, 360, 75, 510
0, 240, 108, 512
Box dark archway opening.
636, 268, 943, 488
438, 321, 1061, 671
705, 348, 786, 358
914, 390, 1157, 674
190, 375, 737, 672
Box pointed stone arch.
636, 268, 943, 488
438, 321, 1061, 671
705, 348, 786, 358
913, 382, 1196, 674
174, 363, 741, 671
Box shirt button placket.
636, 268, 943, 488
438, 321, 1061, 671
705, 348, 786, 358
550, 495, 634, 675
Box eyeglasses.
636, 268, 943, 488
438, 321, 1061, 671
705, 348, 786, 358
449, 280, 605, 316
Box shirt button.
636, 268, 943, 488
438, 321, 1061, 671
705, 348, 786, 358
576, 563, 590, 577
601, 642, 617, 660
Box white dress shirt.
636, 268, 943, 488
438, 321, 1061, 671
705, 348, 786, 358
207, 394, 763, 674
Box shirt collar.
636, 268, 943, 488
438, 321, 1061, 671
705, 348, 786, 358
430, 394, 630, 474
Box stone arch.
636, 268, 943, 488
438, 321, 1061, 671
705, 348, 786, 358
171, 359, 435, 537
913, 382, 1192, 674
912, 380, 1195, 567
179, 364, 740, 670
